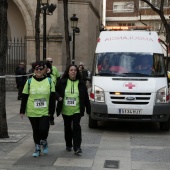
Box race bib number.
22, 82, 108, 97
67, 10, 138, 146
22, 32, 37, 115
65, 97, 76, 106
34, 98, 47, 108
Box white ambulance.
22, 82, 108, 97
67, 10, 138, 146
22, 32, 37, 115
89, 30, 170, 131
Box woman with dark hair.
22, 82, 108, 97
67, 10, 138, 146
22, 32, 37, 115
56, 64, 91, 154
20, 60, 56, 157
78, 64, 88, 83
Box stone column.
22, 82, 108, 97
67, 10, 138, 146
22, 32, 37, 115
47, 25, 63, 72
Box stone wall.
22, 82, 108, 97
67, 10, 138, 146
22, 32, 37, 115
58, 1, 101, 72
9, 0, 102, 75
6, 77, 17, 91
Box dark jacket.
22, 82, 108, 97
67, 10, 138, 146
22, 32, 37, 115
56, 78, 91, 117
80, 69, 88, 82
15, 66, 27, 87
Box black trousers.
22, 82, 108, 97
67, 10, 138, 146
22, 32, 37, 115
49, 105, 55, 121
29, 116, 50, 145
62, 113, 82, 151
49, 101, 57, 122
18, 85, 24, 99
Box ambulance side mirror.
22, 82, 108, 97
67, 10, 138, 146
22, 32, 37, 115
167, 72, 170, 85
167, 71, 170, 79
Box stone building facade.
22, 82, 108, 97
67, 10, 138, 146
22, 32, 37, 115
58, 0, 103, 71
6, 0, 103, 90
105, 0, 170, 59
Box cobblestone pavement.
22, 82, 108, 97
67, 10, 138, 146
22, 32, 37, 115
0, 92, 170, 170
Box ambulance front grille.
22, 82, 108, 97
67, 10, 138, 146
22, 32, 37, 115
109, 92, 151, 105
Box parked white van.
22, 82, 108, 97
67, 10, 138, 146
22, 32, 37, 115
89, 30, 170, 131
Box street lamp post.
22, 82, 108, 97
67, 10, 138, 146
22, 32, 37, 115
40, 0, 56, 61
70, 14, 80, 64
43, 7, 47, 61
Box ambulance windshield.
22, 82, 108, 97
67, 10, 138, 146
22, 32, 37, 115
95, 52, 166, 77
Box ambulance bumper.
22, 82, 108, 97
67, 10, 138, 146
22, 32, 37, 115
90, 101, 170, 122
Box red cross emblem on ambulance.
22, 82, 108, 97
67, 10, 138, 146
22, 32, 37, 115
124, 82, 137, 89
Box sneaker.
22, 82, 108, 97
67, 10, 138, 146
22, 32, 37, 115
50, 120, 55, 125
74, 148, 82, 154
66, 147, 72, 151
41, 140, 48, 154
32, 144, 41, 157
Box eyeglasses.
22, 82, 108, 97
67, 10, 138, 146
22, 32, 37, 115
49, 61, 53, 63
35, 67, 44, 71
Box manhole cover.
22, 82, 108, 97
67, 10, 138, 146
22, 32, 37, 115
104, 160, 119, 169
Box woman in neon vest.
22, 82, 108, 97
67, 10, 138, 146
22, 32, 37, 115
20, 61, 56, 157
56, 64, 91, 154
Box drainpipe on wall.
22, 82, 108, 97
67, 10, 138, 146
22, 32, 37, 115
103, 0, 106, 26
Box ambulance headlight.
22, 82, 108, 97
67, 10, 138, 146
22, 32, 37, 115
94, 86, 105, 102
156, 87, 167, 103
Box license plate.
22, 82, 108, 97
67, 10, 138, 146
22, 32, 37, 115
119, 109, 142, 114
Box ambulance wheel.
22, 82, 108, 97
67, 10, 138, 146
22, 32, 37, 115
88, 114, 98, 128
160, 118, 170, 131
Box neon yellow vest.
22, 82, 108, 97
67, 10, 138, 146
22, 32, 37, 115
62, 79, 80, 116
23, 77, 55, 117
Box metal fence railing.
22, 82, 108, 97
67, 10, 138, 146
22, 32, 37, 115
6, 37, 26, 74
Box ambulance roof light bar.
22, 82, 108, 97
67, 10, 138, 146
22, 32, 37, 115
104, 26, 152, 31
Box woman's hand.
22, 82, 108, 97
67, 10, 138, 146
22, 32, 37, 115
58, 97, 63, 101
20, 113, 25, 119
47, 68, 51, 73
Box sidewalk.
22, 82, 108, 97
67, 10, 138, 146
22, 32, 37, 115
0, 92, 133, 170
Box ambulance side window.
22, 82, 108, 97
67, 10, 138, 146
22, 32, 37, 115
153, 54, 165, 74
97, 54, 111, 72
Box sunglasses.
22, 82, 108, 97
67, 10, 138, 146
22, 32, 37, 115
35, 67, 44, 71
